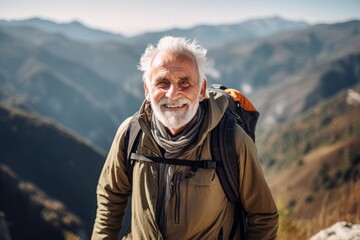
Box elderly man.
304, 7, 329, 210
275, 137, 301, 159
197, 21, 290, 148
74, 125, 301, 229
92, 36, 278, 239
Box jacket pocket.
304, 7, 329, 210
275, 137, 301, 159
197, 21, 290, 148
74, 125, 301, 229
187, 170, 216, 186
174, 171, 183, 224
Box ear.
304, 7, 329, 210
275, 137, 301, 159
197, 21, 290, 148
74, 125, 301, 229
144, 81, 150, 101
199, 79, 207, 102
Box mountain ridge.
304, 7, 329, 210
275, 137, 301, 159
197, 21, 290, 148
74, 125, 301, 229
128, 16, 309, 47
0, 104, 105, 235
0, 28, 128, 149
0, 16, 308, 46
0, 17, 126, 43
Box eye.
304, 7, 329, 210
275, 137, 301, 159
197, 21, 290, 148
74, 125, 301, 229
155, 79, 170, 88
179, 77, 190, 88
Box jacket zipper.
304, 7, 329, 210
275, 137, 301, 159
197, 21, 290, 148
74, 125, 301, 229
217, 227, 223, 240
174, 171, 183, 224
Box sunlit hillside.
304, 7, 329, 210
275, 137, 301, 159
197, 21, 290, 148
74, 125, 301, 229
0, 164, 85, 239
259, 83, 360, 239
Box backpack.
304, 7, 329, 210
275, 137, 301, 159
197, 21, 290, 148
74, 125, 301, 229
122, 84, 259, 239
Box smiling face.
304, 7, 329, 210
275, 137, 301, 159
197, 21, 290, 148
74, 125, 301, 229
144, 51, 206, 136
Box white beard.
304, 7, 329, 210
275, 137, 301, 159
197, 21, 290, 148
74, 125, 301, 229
150, 95, 200, 130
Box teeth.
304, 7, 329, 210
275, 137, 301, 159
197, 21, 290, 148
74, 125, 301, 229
165, 104, 185, 108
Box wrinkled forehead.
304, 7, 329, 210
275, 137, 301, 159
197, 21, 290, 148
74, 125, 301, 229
151, 51, 198, 71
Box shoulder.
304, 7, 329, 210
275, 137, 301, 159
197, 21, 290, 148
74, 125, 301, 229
109, 116, 133, 149
116, 116, 133, 137
103, 116, 134, 166
113, 116, 132, 138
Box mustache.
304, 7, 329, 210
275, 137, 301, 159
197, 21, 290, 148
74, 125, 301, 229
158, 98, 191, 105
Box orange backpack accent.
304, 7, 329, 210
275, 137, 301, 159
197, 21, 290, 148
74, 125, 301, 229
224, 88, 257, 112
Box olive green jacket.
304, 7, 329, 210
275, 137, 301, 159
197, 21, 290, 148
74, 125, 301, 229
92, 90, 278, 240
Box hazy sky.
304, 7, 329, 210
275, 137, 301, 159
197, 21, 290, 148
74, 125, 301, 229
1, 0, 359, 36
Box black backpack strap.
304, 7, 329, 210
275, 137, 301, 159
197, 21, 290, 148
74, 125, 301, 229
212, 111, 239, 201
120, 112, 142, 238
130, 153, 222, 169
211, 111, 247, 240
124, 112, 142, 185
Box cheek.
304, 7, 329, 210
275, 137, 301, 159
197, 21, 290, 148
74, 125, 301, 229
186, 88, 201, 103
150, 88, 166, 103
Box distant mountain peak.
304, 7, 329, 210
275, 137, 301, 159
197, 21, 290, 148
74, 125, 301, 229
68, 20, 83, 25
128, 16, 309, 47
25, 17, 51, 23
241, 15, 307, 24
0, 17, 125, 43
19, 17, 85, 27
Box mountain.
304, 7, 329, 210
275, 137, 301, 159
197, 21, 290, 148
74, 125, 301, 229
260, 83, 360, 239
0, 16, 307, 47
208, 20, 360, 91
0, 17, 126, 43
0, 18, 358, 140
0, 19, 358, 153
206, 20, 360, 129
0, 28, 134, 149
259, 82, 360, 172
0, 24, 144, 91
0, 104, 105, 236
128, 16, 308, 47
0, 16, 310, 88
0, 164, 86, 240
252, 52, 360, 129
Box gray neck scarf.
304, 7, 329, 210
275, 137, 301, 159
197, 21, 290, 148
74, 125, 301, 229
150, 103, 205, 235
151, 104, 205, 159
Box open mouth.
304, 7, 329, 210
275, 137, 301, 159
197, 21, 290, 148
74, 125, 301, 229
163, 103, 186, 109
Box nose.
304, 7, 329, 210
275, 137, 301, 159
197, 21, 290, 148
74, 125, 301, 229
165, 83, 180, 100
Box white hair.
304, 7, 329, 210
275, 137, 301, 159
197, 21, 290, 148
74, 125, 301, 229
138, 36, 208, 85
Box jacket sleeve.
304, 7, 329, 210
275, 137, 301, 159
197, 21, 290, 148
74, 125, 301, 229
236, 127, 279, 240
91, 117, 132, 240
